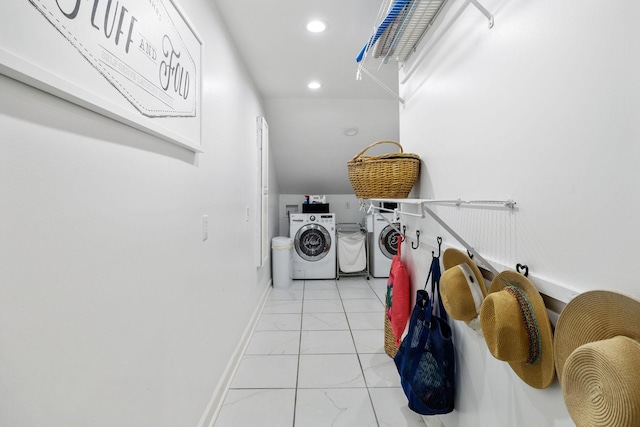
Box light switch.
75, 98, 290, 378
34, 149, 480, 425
202, 215, 208, 241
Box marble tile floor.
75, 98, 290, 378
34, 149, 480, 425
213, 277, 428, 427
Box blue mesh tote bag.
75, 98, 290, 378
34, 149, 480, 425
394, 246, 455, 415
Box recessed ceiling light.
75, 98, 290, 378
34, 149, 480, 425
344, 127, 359, 136
306, 20, 327, 33
307, 81, 322, 90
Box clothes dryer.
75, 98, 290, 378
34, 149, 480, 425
368, 212, 401, 278
290, 213, 336, 279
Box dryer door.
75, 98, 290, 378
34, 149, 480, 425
379, 224, 400, 259
295, 224, 332, 261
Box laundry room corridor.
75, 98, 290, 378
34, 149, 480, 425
212, 277, 429, 427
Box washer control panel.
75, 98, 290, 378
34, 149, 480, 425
309, 214, 335, 223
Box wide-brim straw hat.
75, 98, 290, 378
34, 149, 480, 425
479, 270, 555, 389
440, 248, 487, 329
554, 290, 640, 427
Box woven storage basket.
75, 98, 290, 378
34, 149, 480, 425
384, 313, 399, 358
348, 140, 420, 199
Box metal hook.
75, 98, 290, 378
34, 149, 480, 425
437, 237, 443, 257
516, 263, 529, 277
467, 250, 474, 259
411, 230, 420, 250
402, 225, 407, 241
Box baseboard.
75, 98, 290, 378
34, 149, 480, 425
423, 415, 444, 427
196, 280, 273, 427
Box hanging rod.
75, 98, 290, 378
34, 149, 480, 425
422, 199, 517, 209
368, 198, 516, 209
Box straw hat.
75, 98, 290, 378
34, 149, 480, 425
479, 271, 555, 389
440, 248, 487, 330
554, 290, 640, 427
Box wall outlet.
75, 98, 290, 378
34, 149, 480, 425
202, 215, 208, 241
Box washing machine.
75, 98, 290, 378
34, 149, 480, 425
290, 213, 336, 279
367, 212, 401, 278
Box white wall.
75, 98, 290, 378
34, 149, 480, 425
396, 0, 640, 425
0, 1, 277, 426
266, 99, 401, 194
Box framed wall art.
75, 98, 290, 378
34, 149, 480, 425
0, 0, 203, 152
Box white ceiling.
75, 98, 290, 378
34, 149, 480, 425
214, 0, 401, 195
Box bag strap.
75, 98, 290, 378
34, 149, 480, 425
421, 259, 432, 292
431, 260, 447, 322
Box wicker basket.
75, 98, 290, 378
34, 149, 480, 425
384, 313, 400, 358
347, 140, 420, 199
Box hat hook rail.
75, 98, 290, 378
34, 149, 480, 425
364, 199, 584, 305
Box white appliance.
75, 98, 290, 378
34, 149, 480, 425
367, 212, 401, 278
290, 213, 336, 279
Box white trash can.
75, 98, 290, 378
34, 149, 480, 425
272, 237, 293, 289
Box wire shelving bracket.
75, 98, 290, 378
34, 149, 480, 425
356, 0, 495, 105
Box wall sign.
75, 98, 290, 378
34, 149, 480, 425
0, 0, 202, 152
